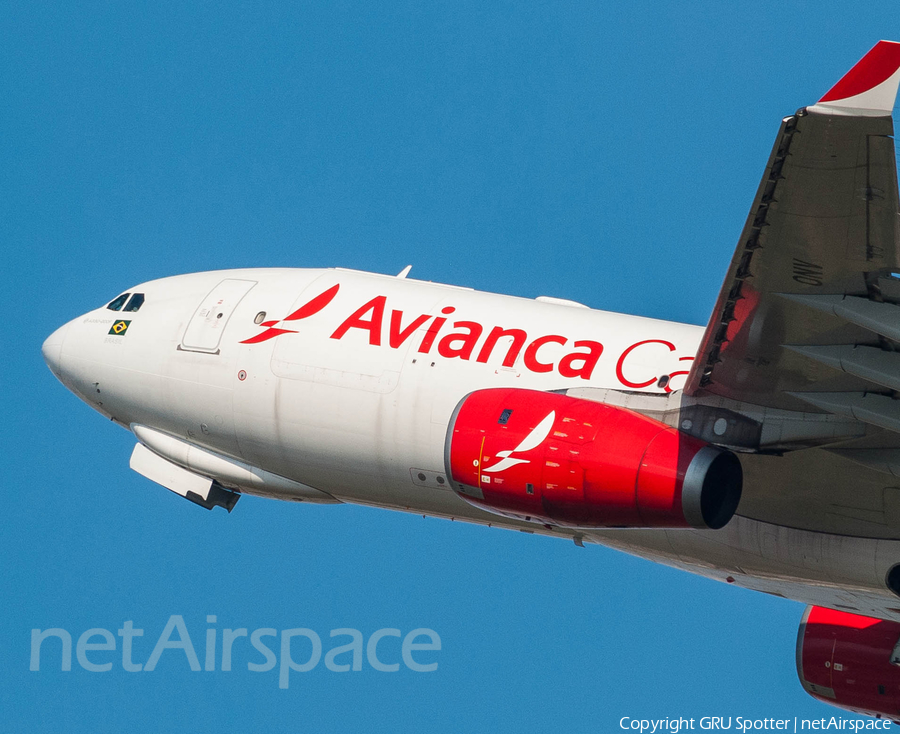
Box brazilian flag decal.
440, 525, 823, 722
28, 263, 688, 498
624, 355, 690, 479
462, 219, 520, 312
109, 320, 131, 335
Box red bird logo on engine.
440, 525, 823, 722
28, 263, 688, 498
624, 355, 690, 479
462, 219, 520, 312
482, 411, 556, 473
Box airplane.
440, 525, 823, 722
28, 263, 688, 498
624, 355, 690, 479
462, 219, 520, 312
42, 40, 900, 720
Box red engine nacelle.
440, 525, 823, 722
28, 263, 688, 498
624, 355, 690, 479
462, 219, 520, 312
797, 605, 900, 720
445, 388, 742, 530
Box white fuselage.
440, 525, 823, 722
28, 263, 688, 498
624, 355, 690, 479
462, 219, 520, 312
43, 268, 900, 620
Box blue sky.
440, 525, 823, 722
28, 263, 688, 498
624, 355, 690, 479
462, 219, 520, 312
3, 2, 899, 731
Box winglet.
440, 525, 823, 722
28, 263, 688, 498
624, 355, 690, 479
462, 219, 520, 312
815, 40, 900, 114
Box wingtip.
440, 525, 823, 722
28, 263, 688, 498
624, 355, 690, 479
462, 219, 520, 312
816, 40, 900, 114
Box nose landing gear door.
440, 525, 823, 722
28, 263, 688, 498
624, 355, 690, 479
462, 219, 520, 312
180, 279, 257, 354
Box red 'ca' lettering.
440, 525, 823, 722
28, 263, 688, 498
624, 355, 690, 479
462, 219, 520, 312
558, 340, 603, 380
523, 335, 567, 373
615, 339, 675, 388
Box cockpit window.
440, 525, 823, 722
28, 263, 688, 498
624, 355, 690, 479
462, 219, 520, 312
123, 293, 145, 312
107, 293, 130, 311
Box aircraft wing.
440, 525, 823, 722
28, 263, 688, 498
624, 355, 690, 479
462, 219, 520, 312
685, 42, 900, 423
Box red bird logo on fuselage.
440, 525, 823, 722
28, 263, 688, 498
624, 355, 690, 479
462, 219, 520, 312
239, 284, 340, 344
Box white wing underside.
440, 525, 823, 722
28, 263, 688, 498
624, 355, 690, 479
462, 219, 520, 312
679, 42, 900, 538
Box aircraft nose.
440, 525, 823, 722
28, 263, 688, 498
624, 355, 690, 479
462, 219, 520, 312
42, 321, 70, 381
